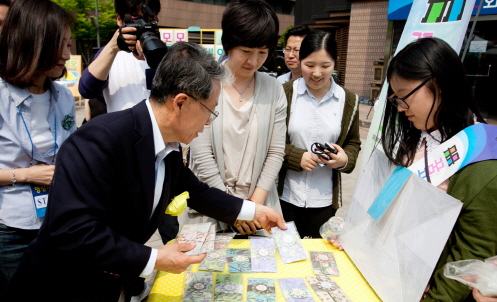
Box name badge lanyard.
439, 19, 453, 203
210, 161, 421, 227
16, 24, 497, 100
17, 106, 57, 217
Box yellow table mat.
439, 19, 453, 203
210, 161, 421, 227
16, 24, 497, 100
149, 238, 381, 301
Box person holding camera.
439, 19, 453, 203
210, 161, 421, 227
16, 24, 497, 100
178, 0, 286, 237
0, 0, 75, 295
78, 0, 162, 113
278, 30, 361, 239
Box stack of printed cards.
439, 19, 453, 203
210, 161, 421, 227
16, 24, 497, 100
214, 232, 236, 250
176, 222, 213, 255
306, 276, 351, 302
271, 221, 308, 264
199, 224, 217, 254
310, 251, 340, 276
250, 237, 277, 273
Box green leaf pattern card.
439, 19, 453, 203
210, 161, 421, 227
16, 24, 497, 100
227, 248, 252, 273
198, 249, 227, 272
214, 273, 243, 301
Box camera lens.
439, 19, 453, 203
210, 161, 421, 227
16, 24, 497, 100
140, 32, 168, 70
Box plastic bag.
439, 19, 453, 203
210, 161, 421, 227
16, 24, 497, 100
444, 255, 497, 296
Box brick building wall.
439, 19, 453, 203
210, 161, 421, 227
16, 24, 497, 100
344, 0, 388, 99
158, 0, 294, 35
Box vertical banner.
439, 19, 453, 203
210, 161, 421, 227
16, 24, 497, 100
360, 0, 477, 171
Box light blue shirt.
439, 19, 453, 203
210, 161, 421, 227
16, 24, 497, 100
281, 77, 345, 208
277, 71, 291, 84
0, 78, 76, 229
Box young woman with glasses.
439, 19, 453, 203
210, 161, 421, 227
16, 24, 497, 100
381, 37, 496, 302
178, 0, 286, 236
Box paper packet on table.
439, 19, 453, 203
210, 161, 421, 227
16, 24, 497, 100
444, 255, 497, 296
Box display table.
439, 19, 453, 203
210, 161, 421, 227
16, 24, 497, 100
148, 239, 381, 301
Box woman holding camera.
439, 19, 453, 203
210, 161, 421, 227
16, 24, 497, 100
0, 0, 75, 293
279, 30, 361, 238
179, 0, 286, 236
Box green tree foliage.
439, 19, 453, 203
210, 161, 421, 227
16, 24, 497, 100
279, 25, 294, 47
54, 0, 117, 66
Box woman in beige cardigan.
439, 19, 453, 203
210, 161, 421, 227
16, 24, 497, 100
178, 0, 286, 236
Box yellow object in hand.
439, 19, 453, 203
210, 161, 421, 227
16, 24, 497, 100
165, 191, 189, 216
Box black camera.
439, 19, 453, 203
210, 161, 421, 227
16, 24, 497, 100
117, 5, 168, 70
312, 142, 338, 160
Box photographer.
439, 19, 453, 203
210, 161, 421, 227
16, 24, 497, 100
78, 0, 162, 113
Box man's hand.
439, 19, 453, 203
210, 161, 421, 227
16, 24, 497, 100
155, 242, 206, 274
233, 219, 260, 235
253, 204, 287, 234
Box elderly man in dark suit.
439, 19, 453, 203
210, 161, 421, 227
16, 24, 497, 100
5, 42, 286, 302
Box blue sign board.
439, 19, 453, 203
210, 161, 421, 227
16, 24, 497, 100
389, 0, 497, 20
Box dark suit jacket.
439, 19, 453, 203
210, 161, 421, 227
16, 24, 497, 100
6, 100, 243, 301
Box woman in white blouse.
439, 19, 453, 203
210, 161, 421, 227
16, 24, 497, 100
279, 31, 361, 238
179, 0, 286, 236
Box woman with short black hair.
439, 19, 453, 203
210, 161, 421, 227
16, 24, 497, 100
179, 0, 286, 236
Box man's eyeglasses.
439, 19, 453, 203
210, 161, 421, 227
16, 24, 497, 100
185, 93, 219, 122
387, 78, 431, 109
283, 48, 300, 55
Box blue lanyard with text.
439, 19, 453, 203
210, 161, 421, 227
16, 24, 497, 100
17, 106, 57, 165
17, 105, 57, 218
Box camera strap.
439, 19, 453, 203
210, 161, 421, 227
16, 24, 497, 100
117, 27, 132, 52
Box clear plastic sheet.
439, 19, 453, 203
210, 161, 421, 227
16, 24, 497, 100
340, 149, 462, 302
444, 256, 497, 296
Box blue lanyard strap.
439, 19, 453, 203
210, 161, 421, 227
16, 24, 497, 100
17, 105, 57, 165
